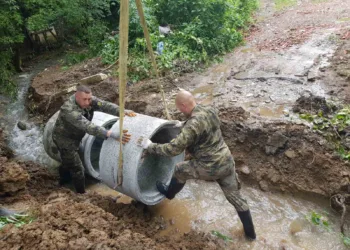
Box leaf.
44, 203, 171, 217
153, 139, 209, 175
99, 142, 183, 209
343, 236, 350, 246
211, 230, 233, 242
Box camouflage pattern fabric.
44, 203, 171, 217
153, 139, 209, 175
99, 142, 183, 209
147, 105, 232, 172
174, 155, 249, 212
147, 104, 249, 212
52, 94, 120, 183
53, 94, 120, 151
53, 143, 85, 183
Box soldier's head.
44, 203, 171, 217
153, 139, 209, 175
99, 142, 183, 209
175, 89, 196, 117
75, 85, 92, 109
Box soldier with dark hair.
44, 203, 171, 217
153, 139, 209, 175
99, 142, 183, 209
137, 90, 256, 240
52, 85, 135, 194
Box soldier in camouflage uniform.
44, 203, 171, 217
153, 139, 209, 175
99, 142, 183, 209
52, 85, 134, 194
137, 90, 256, 240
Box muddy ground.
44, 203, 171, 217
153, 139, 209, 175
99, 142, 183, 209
0, 131, 225, 249
2, 0, 350, 248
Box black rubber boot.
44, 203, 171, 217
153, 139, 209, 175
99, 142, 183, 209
74, 179, 86, 194
237, 210, 256, 240
58, 167, 71, 186
156, 178, 185, 200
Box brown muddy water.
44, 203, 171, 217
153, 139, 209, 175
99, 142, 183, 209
87, 180, 347, 250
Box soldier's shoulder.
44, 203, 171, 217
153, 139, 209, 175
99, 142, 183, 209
61, 95, 78, 113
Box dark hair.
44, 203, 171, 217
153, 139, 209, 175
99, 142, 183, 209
76, 85, 91, 94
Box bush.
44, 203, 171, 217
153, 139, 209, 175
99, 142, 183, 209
0, 0, 24, 96
99, 0, 258, 81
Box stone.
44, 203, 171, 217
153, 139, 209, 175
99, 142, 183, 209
285, 150, 297, 159
265, 132, 289, 155
80, 73, 108, 85
259, 180, 269, 191
17, 121, 27, 130
240, 165, 251, 175
283, 109, 289, 117
307, 69, 319, 81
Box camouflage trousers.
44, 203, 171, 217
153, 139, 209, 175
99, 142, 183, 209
53, 138, 85, 183
174, 155, 249, 212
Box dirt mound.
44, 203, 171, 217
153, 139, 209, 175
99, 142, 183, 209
220, 115, 350, 196
0, 129, 13, 158
0, 191, 223, 250
27, 58, 119, 120
0, 158, 29, 196
292, 94, 336, 115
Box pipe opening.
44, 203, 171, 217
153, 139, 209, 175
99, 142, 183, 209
137, 124, 182, 199
89, 120, 117, 176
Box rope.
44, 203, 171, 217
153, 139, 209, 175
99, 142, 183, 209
135, 0, 171, 120
116, 0, 171, 186
117, 0, 129, 186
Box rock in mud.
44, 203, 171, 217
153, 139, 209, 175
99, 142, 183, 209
292, 94, 335, 115
259, 180, 269, 191
284, 150, 297, 159
80, 73, 108, 85
240, 165, 251, 175
265, 132, 288, 155
17, 121, 27, 130
0, 157, 29, 196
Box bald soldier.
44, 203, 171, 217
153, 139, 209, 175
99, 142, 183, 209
52, 85, 134, 194
137, 90, 256, 240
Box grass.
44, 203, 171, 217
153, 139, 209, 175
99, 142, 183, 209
0, 213, 35, 229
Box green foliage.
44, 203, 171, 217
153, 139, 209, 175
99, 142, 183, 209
0, 0, 24, 97
342, 234, 350, 247
211, 230, 233, 242
0, 213, 35, 229
100, 35, 120, 65
23, 0, 110, 43
307, 211, 330, 230
299, 106, 350, 160
100, 0, 257, 81
63, 51, 90, 66
87, 22, 109, 55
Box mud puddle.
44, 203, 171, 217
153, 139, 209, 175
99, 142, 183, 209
86, 179, 347, 249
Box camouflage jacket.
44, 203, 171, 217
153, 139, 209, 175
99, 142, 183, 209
52, 94, 120, 149
147, 105, 232, 168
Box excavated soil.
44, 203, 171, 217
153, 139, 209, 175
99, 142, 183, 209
0, 131, 225, 249
27, 58, 119, 120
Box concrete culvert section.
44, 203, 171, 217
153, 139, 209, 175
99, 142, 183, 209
43, 111, 118, 180
80, 112, 118, 180
99, 114, 184, 205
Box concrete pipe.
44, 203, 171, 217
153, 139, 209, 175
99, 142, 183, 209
43, 111, 118, 179
100, 114, 184, 205
43, 111, 61, 162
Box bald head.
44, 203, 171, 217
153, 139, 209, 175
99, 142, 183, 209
175, 90, 196, 116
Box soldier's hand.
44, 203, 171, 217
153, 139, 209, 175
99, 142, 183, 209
125, 109, 137, 117
108, 130, 131, 144
137, 136, 152, 149
120, 130, 131, 144
173, 120, 185, 128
